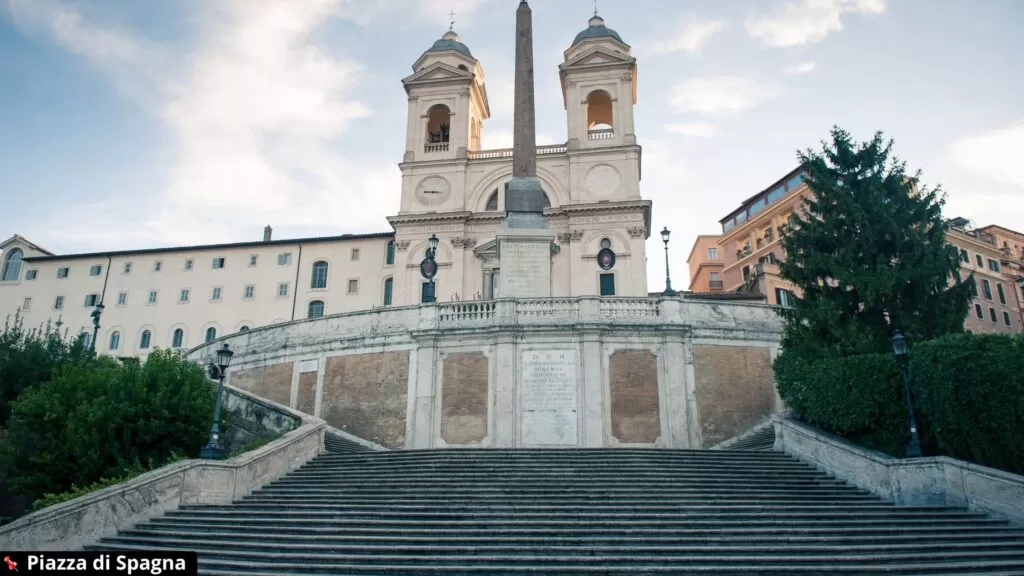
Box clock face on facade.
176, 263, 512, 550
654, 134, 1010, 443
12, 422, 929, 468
420, 258, 438, 279
597, 248, 616, 270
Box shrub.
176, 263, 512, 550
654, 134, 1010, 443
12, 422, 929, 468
1, 349, 215, 502
774, 349, 908, 455
775, 333, 1024, 474
909, 333, 1023, 474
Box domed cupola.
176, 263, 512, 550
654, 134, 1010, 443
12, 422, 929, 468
571, 15, 625, 47
424, 30, 473, 58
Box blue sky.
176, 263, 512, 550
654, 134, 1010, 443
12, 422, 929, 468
1, 0, 1022, 289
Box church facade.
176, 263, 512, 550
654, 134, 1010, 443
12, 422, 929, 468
0, 15, 652, 357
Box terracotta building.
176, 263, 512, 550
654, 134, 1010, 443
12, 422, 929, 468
686, 168, 1024, 334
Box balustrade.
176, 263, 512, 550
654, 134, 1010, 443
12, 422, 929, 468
588, 128, 614, 140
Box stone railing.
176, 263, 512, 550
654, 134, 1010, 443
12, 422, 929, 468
588, 128, 614, 140
188, 296, 783, 368
0, 383, 326, 550
775, 416, 1024, 525
424, 142, 449, 153
467, 143, 568, 160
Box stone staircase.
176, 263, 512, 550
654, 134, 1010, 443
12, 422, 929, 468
722, 426, 776, 452
323, 432, 376, 454
85, 443, 1024, 575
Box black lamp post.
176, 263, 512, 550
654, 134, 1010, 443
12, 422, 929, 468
420, 233, 439, 303
201, 343, 235, 460
89, 302, 104, 353
660, 226, 676, 296
891, 330, 922, 458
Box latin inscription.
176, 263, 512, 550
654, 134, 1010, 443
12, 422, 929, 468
400, 225, 462, 234
520, 350, 578, 446
499, 240, 551, 297
299, 359, 318, 373
571, 214, 643, 224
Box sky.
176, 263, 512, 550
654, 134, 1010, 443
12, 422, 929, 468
1, 0, 1022, 290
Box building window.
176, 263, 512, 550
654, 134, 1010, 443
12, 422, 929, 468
383, 278, 393, 306
179, 289, 190, 303
709, 272, 723, 289
249, 255, 258, 267
600, 238, 612, 249
84, 294, 99, 307
278, 283, 289, 297
57, 267, 69, 278
117, 291, 127, 305
109, 331, 120, 351
123, 262, 132, 274
989, 307, 998, 323
988, 259, 1000, 272
205, 327, 217, 343
421, 281, 437, 303
599, 273, 615, 296
212, 257, 225, 269
140, 330, 152, 349
212, 287, 222, 301
982, 279, 992, 300
22, 297, 31, 311
2, 248, 23, 281
243, 284, 255, 299
80, 333, 91, 350
347, 279, 359, 294
996, 283, 1006, 305
975, 303, 983, 319
54, 295, 64, 309
707, 247, 718, 260
959, 249, 969, 263
969, 280, 979, 298
386, 241, 396, 265
148, 290, 158, 304
239, 326, 250, 332
775, 288, 797, 307
975, 254, 983, 267
311, 261, 329, 289
154, 261, 162, 272
308, 300, 325, 319
351, 248, 360, 261
89, 265, 102, 276
185, 258, 194, 270
25, 269, 37, 280
1004, 311, 1012, 326
278, 253, 292, 265
172, 329, 184, 348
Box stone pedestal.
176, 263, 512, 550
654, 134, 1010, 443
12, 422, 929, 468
497, 229, 553, 298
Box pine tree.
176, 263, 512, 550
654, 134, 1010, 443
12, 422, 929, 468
778, 126, 973, 358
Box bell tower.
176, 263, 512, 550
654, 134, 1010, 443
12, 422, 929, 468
401, 29, 490, 163
559, 14, 637, 150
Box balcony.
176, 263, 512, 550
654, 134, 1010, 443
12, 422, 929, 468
424, 142, 449, 153
588, 128, 614, 140
466, 143, 568, 160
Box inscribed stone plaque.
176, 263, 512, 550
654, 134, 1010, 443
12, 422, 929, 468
299, 359, 319, 373
498, 237, 552, 298
520, 349, 578, 446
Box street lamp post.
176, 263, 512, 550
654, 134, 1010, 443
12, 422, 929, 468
890, 330, 922, 458
201, 343, 235, 460
660, 227, 676, 296
89, 302, 105, 353
420, 233, 439, 303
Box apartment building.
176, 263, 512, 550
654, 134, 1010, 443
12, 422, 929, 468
687, 168, 1024, 334
0, 228, 397, 357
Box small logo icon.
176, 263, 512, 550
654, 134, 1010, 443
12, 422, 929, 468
3, 556, 17, 572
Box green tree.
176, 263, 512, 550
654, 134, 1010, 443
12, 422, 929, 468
778, 127, 972, 358
0, 349, 215, 502
0, 312, 92, 426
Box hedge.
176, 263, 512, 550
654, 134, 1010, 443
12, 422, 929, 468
774, 333, 1023, 474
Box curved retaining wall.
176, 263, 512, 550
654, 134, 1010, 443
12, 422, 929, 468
186, 296, 784, 450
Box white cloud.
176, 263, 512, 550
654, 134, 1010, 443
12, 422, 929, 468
950, 124, 1024, 189
746, 0, 887, 48
783, 61, 817, 75
664, 121, 719, 138
669, 76, 781, 117
651, 18, 728, 54
7, 0, 400, 246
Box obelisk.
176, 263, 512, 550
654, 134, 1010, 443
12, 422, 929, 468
497, 0, 554, 298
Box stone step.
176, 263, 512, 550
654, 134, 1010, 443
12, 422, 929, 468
93, 536, 1024, 556
116, 528, 1024, 546
306, 454, 798, 465
139, 518, 1017, 535
163, 508, 982, 521
84, 543, 1024, 568
250, 489, 876, 500
239, 491, 880, 500
293, 464, 826, 474
264, 480, 857, 490
198, 500, 907, 512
